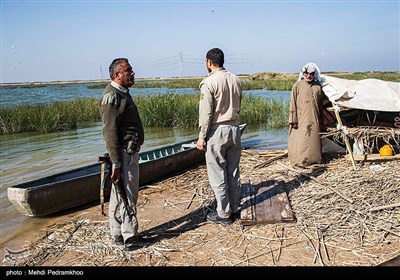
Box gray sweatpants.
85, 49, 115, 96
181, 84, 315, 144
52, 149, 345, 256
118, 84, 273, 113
205, 125, 241, 219
109, 150, 140, 241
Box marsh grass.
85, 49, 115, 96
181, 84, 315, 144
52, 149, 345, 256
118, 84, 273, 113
0, 98, 99, 134
87, 79, 203, 90
241, 79, 297, 91
2, 71, 396, 135
249, 71, 400, 87
325, 71, 400, 82
88, 78, 297, 91
240, 94, 289, 129
0, 93, 289, 135
87, 70, 399, 92
136, 93, 199, 127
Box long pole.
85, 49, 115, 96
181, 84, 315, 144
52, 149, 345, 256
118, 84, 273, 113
332, 105, 357, 170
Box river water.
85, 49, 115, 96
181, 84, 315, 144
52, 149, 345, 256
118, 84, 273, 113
0, 83, 290, 244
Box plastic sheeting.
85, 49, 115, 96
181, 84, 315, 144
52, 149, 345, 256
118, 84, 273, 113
321, 76, 400, 112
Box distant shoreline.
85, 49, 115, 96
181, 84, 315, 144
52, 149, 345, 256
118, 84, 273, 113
1, 70, 399, 87
0, 76, 205, 87
0, 79, 111, 87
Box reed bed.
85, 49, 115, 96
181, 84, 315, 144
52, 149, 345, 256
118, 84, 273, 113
2, 71, 398, 135
242, 79, 296, 91
4, 149, 398, 266
0, 94, 289, 135
251, 71, 400, 83
87, 77, 295, 91
135, 93, 199, 127
0, 98, 99, 134
2, 71, 398, 91
241, 94, 289, 129
87, 78, 203, 90
324, 71, 400, 82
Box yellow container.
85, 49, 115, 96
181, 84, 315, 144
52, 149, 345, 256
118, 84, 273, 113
379, 144, 393, 156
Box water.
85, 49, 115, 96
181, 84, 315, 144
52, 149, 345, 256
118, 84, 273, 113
0, 83, 290, 244
0, 82, 290, 108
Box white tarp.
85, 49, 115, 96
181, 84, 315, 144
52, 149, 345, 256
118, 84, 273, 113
321, 75, 400, 112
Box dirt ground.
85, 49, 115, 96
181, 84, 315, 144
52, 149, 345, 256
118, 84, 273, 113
1, 149, 399, 267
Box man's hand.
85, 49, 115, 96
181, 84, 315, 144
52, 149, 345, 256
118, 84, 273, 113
196, 138, 206, 151
111, 167, 121, 184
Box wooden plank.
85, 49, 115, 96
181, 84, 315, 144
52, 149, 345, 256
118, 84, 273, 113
347, 153, 400, 162
378, 255, 400, 266
240, 179, 296, 225
240, 179, 256, 225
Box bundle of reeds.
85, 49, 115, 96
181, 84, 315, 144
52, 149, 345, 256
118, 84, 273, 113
322, 126, 400, 154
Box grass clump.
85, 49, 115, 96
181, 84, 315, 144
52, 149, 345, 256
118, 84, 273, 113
135, 93, 199, 127
240, 94, 289, 129
0, 98, 99, 134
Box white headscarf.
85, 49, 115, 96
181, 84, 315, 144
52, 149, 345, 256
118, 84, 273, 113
298, 62, 322, 82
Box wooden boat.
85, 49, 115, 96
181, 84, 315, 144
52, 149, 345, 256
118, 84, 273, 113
7, 124, 247, 217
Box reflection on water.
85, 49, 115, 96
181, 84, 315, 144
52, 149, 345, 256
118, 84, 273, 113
0, 123, 287, 243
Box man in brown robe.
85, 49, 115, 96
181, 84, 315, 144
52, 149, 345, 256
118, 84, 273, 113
288, 62, 324, 167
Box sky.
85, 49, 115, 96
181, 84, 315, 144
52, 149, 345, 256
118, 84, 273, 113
1, 0, 399, 83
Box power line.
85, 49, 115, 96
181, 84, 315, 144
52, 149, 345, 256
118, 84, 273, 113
147, 52, 268, 76
148, 52, 201, 76
178, 52, 184, 78
99, 66, 104, 79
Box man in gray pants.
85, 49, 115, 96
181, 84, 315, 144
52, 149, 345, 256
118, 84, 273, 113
196, 48, 243, 225
99, 58, 153, 250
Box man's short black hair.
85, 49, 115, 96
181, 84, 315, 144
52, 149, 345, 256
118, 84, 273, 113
206, 48, 224, 67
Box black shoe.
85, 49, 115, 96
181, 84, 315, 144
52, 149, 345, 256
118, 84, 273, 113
231, 211, 241, 222
124, 236, 155, 251
206, 211, 233, 225
114, 235, 124, 246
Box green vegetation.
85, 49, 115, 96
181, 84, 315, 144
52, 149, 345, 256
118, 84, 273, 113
240, 94, 290, 129
87, 71, 399, 91
88, 77, 296, 91
1, 71, 398, 135
249, 71, 400, 89
323, 71, 400, 82
87, 78, 203, 90
0, 93, 289, 135
136, 93, 199, 127
1, 71, 398, 91
0, 98, 99, 135
241, 79, 296, 91
0, 84, 48, 89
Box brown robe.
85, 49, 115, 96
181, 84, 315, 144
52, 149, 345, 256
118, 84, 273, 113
288, 79, 324, 167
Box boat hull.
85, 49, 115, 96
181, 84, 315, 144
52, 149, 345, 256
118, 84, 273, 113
7, 142, 203, 217
7, 164, 101, 217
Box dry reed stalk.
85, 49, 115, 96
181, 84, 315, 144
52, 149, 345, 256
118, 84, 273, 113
274, 225, 285, 261
299, 227, 323, 266
318, 228, 330, 261
369, 202, 400, 212
269, 244, 276, 265
255, 152, 288, 168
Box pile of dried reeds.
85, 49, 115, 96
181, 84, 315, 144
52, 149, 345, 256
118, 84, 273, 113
322, 126, 400, 154
3, 149, 399, 266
